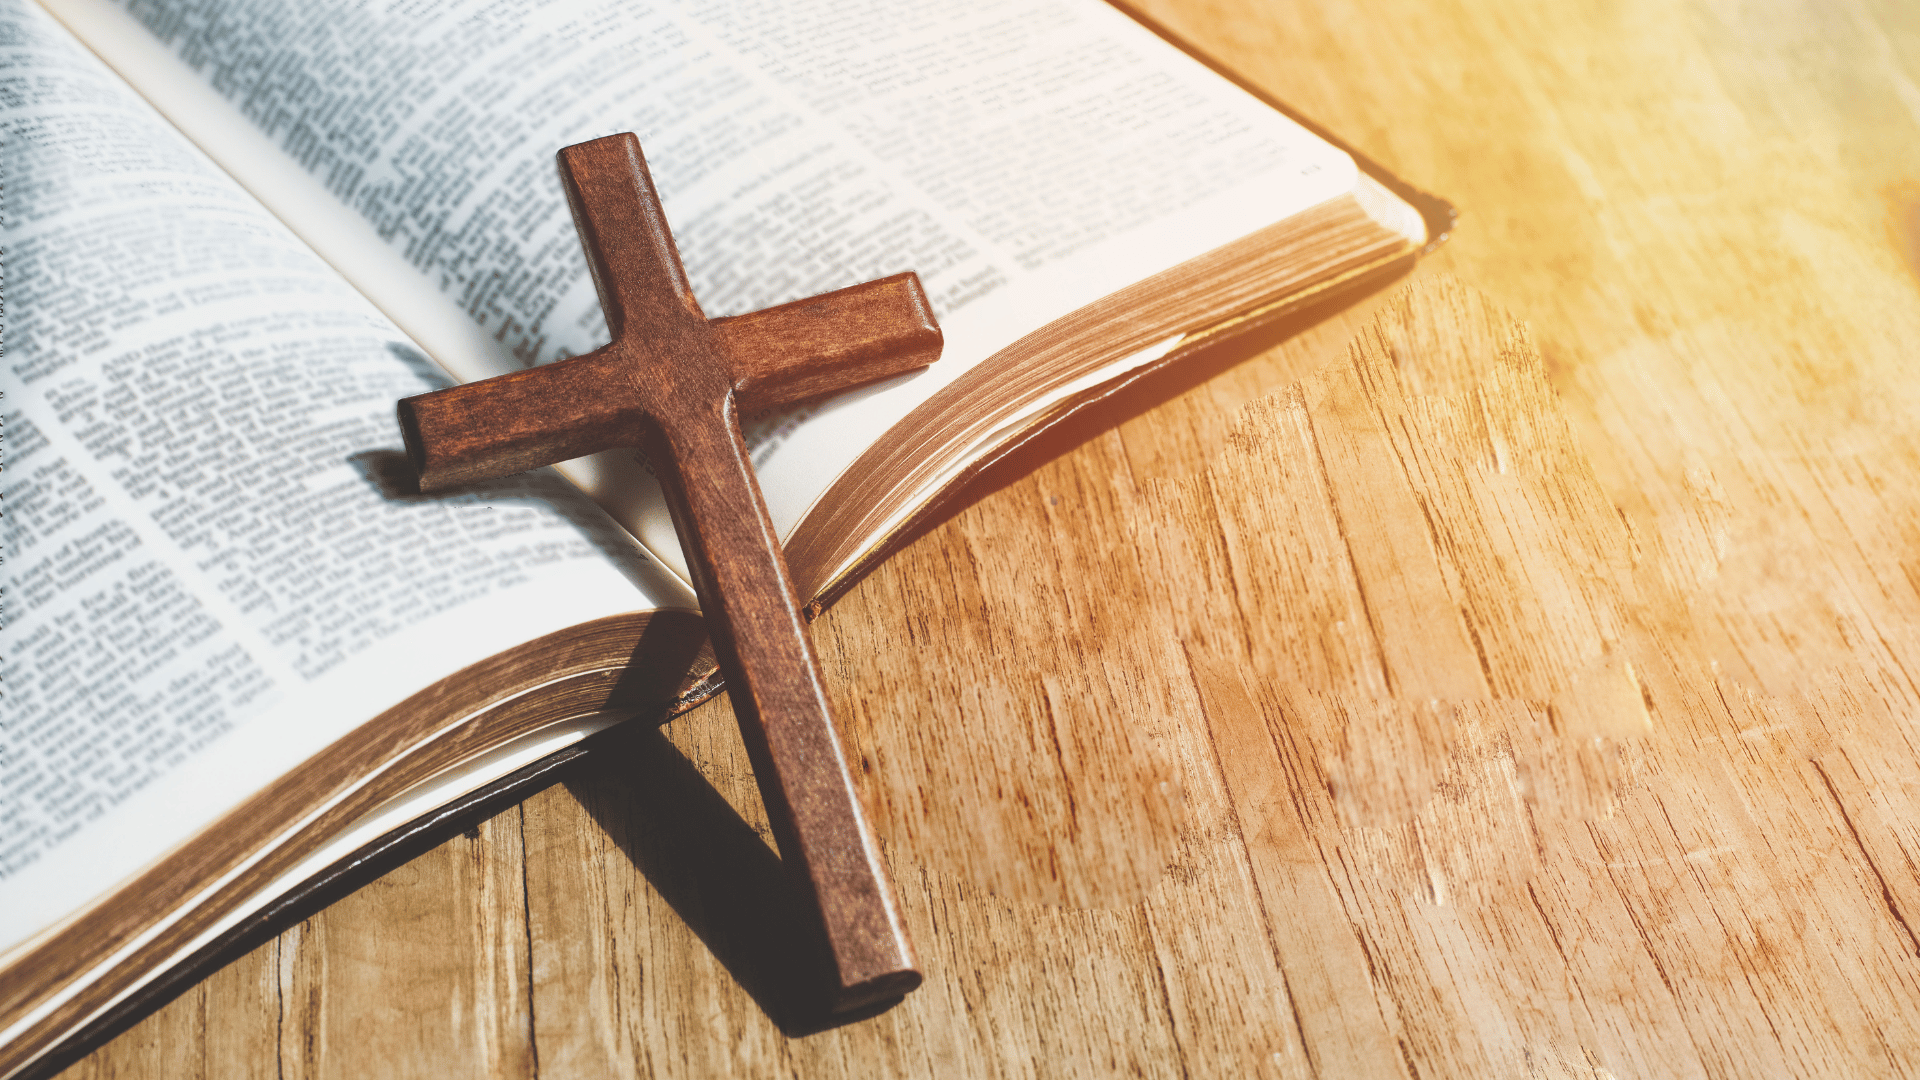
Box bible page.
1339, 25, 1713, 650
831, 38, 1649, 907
42, 0, 1362, 584
0, 0, 689, 960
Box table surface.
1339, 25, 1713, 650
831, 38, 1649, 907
64, 0, 1920, 1076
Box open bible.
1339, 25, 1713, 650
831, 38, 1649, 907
0, 0, 1448, 1074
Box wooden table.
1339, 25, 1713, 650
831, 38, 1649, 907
66, 0, 1920, 1075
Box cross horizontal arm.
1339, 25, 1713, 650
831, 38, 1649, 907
400, 274, 941, 493
716, 273, 942, 413
399, 350, 640, 492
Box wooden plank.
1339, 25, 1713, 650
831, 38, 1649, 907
58, 947, 277, 1080
279, 811, 535, 1080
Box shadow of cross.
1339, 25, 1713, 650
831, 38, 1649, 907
396, 132, 941, 1012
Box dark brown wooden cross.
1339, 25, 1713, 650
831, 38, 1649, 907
396, 133, 940, 1011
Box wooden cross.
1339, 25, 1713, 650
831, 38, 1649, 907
396, 133, 939, 1011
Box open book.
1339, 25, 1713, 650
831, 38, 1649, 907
0, 0, 1447, 1073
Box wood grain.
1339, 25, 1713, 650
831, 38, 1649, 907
63, 0, 1920, 1075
